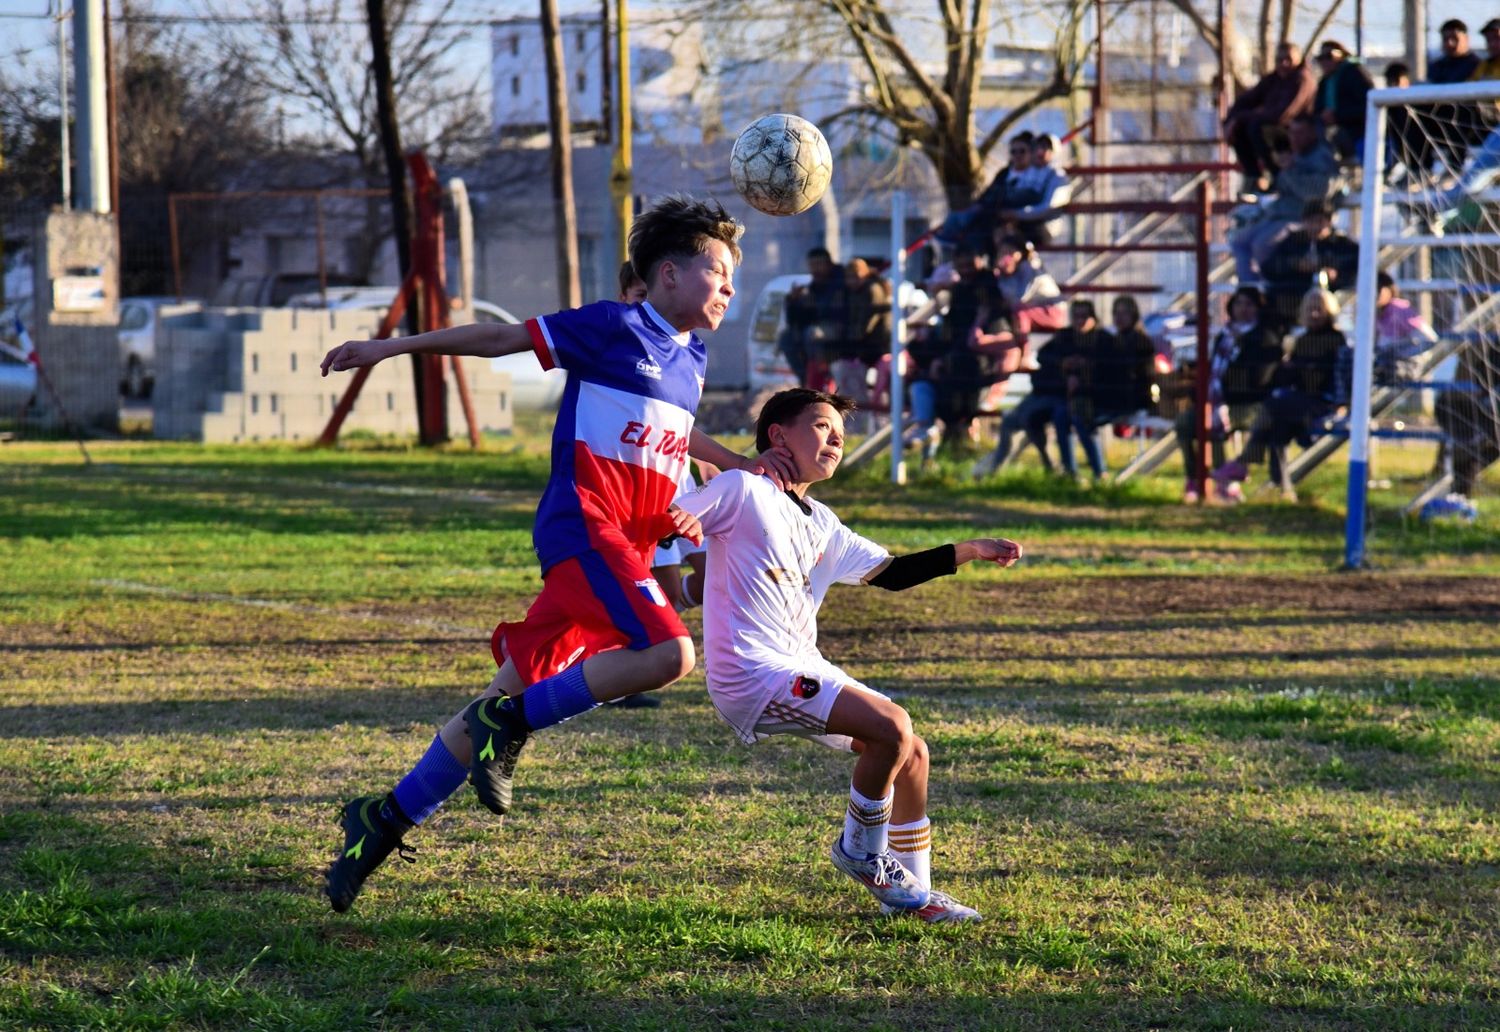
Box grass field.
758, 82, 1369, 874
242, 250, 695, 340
2, 432, 1498, 1031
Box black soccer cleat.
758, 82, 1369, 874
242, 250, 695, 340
323, 794, 414, 913
463, 696, 531, 816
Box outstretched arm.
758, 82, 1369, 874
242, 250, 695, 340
864, 537, 1023, 591
320, 321, 533, 376
688, 428, 796, 490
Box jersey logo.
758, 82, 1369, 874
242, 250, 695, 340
792, 675, 821, 699
636, 356, 663, 381
634, 578, 668, 607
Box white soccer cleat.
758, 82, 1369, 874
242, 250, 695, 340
829, 837, 930, 910
880, 889, 983, 923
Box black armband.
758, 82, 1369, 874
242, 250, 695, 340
868, 544, 957, 591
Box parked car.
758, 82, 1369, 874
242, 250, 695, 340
0, 301, 37, 418
118, 296, 203, 398
211, 272, 361, 308
285, 287, 564, 410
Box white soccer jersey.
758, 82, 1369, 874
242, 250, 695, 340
674, 469, 890, 742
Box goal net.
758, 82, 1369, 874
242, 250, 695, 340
1345, 80, 1500, 567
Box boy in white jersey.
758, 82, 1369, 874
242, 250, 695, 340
675, 388, 1023, 922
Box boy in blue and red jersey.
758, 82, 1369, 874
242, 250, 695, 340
317, 196, 791, 912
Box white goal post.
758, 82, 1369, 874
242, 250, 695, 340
1346, 80, 1500, 567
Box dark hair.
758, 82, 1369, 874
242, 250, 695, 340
1377, 270, 1396, 291
617, 261, 644, 298
628, 195, 743, 288
755, 388, 856, 454
1112, 294, 1141, 326
1033, 133, 1056, 152
1385, 61, 1410, 83
1301, 197, 1336, 219
1069, 298, 1097, 320
806, 246, 832, 261
1227, 284, 1264, 316
1318, 40, 1349, 58
1290, 112, 1320, 130
1441, 18, 1468, 34
995, 233, 1029, 258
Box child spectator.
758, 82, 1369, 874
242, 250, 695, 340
1373, 271, 1439, 386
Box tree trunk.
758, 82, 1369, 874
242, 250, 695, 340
540, 0, 581, 310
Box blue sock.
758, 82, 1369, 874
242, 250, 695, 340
390, 734, 468, 826
520, 662, 599, 731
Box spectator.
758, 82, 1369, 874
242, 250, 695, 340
1475, 19, 1500, 78
1094, 295, 1158, 423
833, 257, 891, 418
987, 232, 1068, 372
1259, 197, 1359, 335
935, 131, 1034, 256
1174, 286, 1283, 503
1430, 19, 1482, 83
1213, 288, 1352, 501
970, 310, 1077, 478
1228, 114, 1342, 281
1224, 42, 1319, 193
1384, 62, 1423, 182
999, 133, 1072, 247
1373, 271, 1439, 386
1434, 338, 1500, 511
781, 247, 846, 389
1053, 300, 1113, 481
1312, 40, 1374, 163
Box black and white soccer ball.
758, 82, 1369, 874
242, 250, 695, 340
729, 113, 833, 217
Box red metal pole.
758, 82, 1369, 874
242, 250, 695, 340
168, 195, 183, 303
317, 273, 417, 446
1193, 180, 1212, 500
407, 152, 449, 445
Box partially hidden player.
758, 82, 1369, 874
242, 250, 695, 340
316, 196, 793, 912
674, 388, 1023, 922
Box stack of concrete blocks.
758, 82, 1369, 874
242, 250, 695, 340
153, 306, 513, 442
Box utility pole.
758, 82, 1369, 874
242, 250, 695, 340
540, 0, 582, 308
610, 0, 633, 265
57, 1, 71, 210
73, 0, 110, 213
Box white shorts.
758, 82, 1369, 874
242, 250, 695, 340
652, 538, 684, 568
718, 659, 889, 753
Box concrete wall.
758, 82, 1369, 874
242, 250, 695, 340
30, 211, 121, 432
153, 307, 513, 443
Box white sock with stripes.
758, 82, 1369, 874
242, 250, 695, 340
842, 785, 893, 857
887, 817, 932, 890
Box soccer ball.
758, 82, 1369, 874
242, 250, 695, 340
729, 114, 833, 217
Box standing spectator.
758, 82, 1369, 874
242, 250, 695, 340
1214, 288, 1352, 501
1383, 62, 1425, 182
781, 247, 846, 389
1434, 338, 1500, 512
833, 258, 891, 421
1373, 272, 1439, 386
929, 245, 1002, 449
1093, 295, 1158, 424
1174, 286, 1283, 503
1430, 21, 1487, 169
1312, 40, 1374, 163
1223, 42, 1318, 193
970, 313, 1077, 478
999, 133, 1072, 247
1054, 300, 1113, 481
1228, 114, 1342, 281
1259, 197, 1360, 335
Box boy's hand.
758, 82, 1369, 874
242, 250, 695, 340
320, 339, 390, 376
745, 447, 796, 490
958, 538, 1023, 568
664, 505, 704, 546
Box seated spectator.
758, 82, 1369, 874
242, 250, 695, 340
1373, 271, 1439, 385
935, 131, 1034, 257
1053, 300, 1113, 481
1259, 197, 1359, 335
833, 257, 892, 421
1476, 20, 1500, 79
985, 233, 1068, 372
1228, 114, 1342, 282
1094, 295, 1158, 423
1312, 40, 1374, 163
1174, 286, 1283, 502
1224, 42, 1318, 193
998, 133, 1072, 247
1213, 288, 1352, 501
969, 311, 1077, 478
780, 247, 846, 390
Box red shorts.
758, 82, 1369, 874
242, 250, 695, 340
492, 547, 689, 687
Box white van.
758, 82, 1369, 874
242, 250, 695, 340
744, 273, 809, 391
